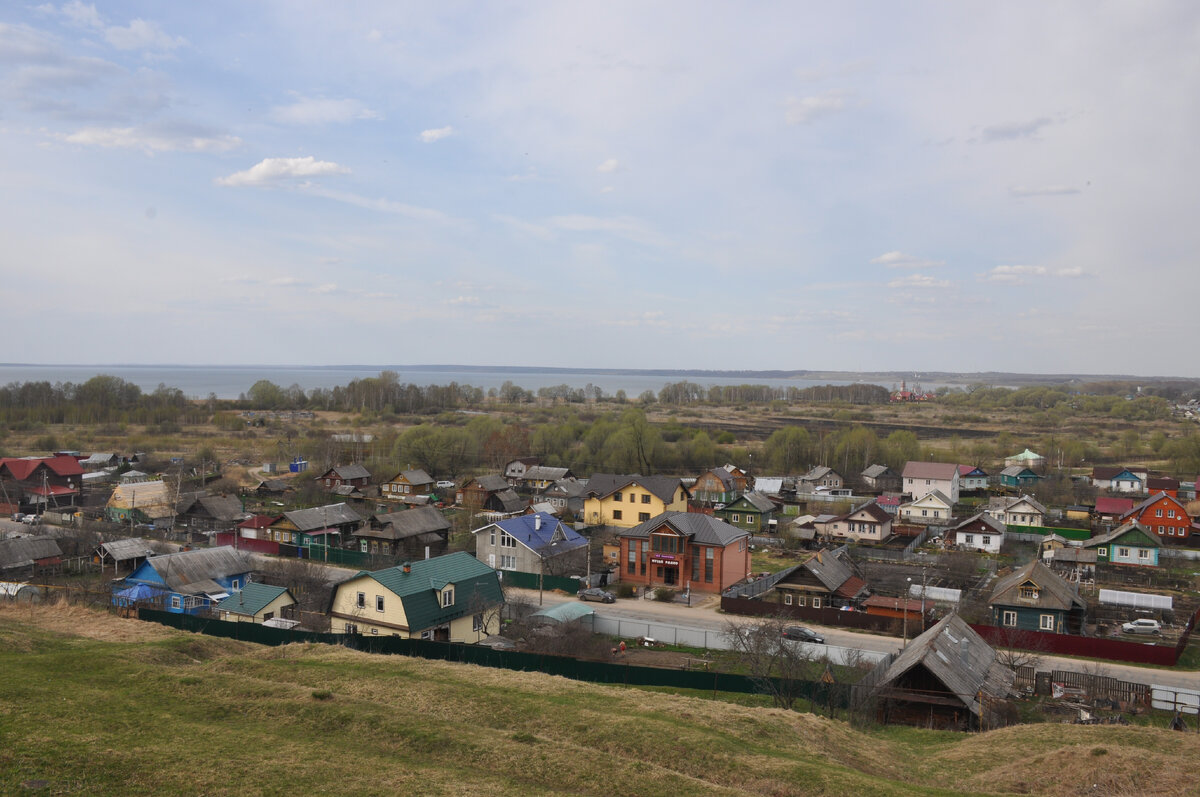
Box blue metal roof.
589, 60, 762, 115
478, 512, 587, 555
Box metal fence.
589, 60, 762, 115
724, 563, 801, 599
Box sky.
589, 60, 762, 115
2, 2, 1199, 376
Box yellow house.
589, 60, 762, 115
328, 551, 503, 642
582, 474, 690, 528
215, 582, 296, 624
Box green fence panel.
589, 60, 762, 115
1008, 524, 1091, 541
498, 570, 584, 593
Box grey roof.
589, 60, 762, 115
876, 614, 1014, 718
546, 478, 586, 497
331, 485, 365, 497
989, 559, 1086, 611
522, 466, 570, 481
256, 479, 292, 492
0, 536, 62, 569
388, 469, 434, 486
950, 512, 1006, 534
1048, 547, 1097, 564
1084, 520, 1161, 549
901, 461, 960, 481
82, 452, 119, 466
470, 475, 511, 492
904, 489, 952, 507
862, 464, 894, 479
144, 546, 250, 591
621, 512, 748, 547
284, 503, 362, 532
177, 578, 229, 597
583, 473, 687, 504
328, 464, 371, 481
802, 549, 856, 593
738, 491, 777, 513
181, 494, 247, 522
362, 506, 451, 542
1001, 495, 1047, 515
800, 465, 836, 482
1000, 465, 1037, 478
98, 537, 155, 562
493, 488, 526, 514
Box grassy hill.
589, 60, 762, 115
1, 603, 1198, 796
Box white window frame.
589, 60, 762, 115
1039, 614, 1055, 631
472, 613, 484, 632
783, 593, 793, 605
1002, 610, 1017, 627
376, 595, 385, 612
356, 591, 366, 609
812, 597, 821, 609
441, 587, 454, 607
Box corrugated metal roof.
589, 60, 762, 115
0, 536, 62, 569
621, 512, 748, 546
346, 551, 503, 633
144, 546, 250, 591
989, 559, 1086, 611
284, 503, 362, 532
901, 461, 959, 481
473, 512, 586, 555
98, 537, 155, 561
216, 582, 291, 616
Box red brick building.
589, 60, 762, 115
1121, 493, 1193, 542
618, 512, 750, 594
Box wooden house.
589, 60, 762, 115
861, 464, 900, 493
503, 457, 540, 485
176, 493, 248, 532
690, 467, 746, 505
773, 548, 867, 609
114, 546, 252, 615
797, 466, 843, 493
0, 536, 62, 579
327, 551, 504, 642
379, 469, 435, 504
0, 455, 84, 514
713, 491, 777, 533
459, 475, 512, 510
999, 466, 1040, 490
355, 506, 451, 559
1091, 466, 1144, 494
543, 478, 586, 517
519, 466, 574, 492
268, 503, 362, 546
315, 464, 371, 491
989, 559, 1086, 634
957, 465, 989, 492
105, 480, 175, 527
1084, 521, 1161, 567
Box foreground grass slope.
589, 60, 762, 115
0, 605, 1198, 796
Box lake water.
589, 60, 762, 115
0, 364, 868, 400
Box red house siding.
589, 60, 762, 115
1124, 496, 1191, 541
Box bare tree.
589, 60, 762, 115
991, 624, 1047, 674
724, 615, 821, 710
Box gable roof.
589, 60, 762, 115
97, 537, 155, 562
620, 511, 748, 547
989, 559, 1086, 611
344, 551, 503, 633
958, 464, 988, 477
902, 462, 960, 481
473, 512, 587, 555
1122, 492, 1188, 520
583, 473, 686, 504
950, 512, 1006, 534
1000, 465, 1038, 478
876, 614, 1014, 718
326, 464, 370, 481
1092, 465, 1135, 481
800, 465, 836, 482
363, 506, 452, 541
1084, 521, 1161, 549
386, 468, 434, 486
698, 467, 734, 489
215, 582, 292, 617
0, 455, 84, 481
0, 536, 62, 569
1095, 496, 1134, 515
468, 475, 511, 492
903, 489, 952, 508
848, 500, 892, 524
546, 478, 586, 497
179, 494, 247, 522
239, 514, 281, 530
727, 491, 776, 513
283, 503, 362, 532
138, 546, 250, 592
491, 488, 526, 514
1000, 494, 1047, 515
862, 464, 895, 479
1008, 448, 1044, 461
106, 480, 174, 513
522, 465, 571, 482
802, 549, 867, 598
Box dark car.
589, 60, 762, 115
579, 587, 616, 604
781, 626, 824, 644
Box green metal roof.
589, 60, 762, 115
360, 551, 504, 633
531, 601, 594, 624
215, 582, 291, 617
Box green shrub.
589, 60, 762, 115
614, 584, 636, 599
653, 588, 676, 602
311, 690, 333, 701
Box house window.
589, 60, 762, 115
922, 510, 928, 517
1040, 614, 1055, 631
797, 595, 807, 607
640, 541, 648, 575
656, 566, 664, 578
812, 597, 821, 609
965, 535, 974, 545
639, 512, 650, 522
500, 533, 516, 548
705, 548, 714, 582
1158, 526, 1165, 534
345, 623, 358, 634
1157, 508, 1163, 517
1118, 547, 1130, 558
490, 530, 496, 546
739, 539, 746, 551
982, 536, 991, 546
692, 546, 701, 577
1168, 510, 1176, 519
784, 593, 793, 606
613, 491, 622, 502
441, 587, 454, 607
170, 596, 181, 610
1138, 549, 1150, 559
500, 555, 516, 569
612, 510, 623, 521
1002, 611, 1017, 627
1019, 585, 1038, 600
420, 630, 432, 640
627, 545, 636, 575
231, 579, 240, 591
472, 613, 483, 632
376, 595, 385, 612
642, 494, 650, 504
356, 591, 366, 609
731, 514, 740, 523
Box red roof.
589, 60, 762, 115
26, 485, 79, 496
835, 576, 868, 599
1095, 497, 1133, 515
0, 455, 84, 480
238, 514, 282, 529
863, 595, 930, 613
875, 495, 901, 507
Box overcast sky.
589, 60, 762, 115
3, 2, 1198, 376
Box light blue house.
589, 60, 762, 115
1085, 522, 1160, 567
113, 546, 253, 614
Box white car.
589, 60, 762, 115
1122, 618, 1161, 635
435, 480, 456, 490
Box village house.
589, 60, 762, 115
871, 614, 1015, 731
797, 466, 844, 493
459, 475, 513, 510
0, 454, 84, 514
772, 548, 867, 609
860, 464, 901, 493
315, 464, 371, 491
268, 503, 363, 546
355, 506, 452, 559
176, 493, 248, 532
823, 500, 893, 543
1084, 521, 1161, 567
1091, 466, 1145, 494
327, 551, 504, 642
1004, 448, 1046, 470
999, 466, 1040, 490
105, 480, 175, 527
0, 536, 62, 580
543, 477, 586, 517
583, 474, 690, 528
618, 512, 749, 593
713, 491, 777, 534
113, 546, 252, 615
1119, 493, 1193, 543
989, 559, 1087, 634
518, 466, 574, 492
898, 490, 954, 525
948, 512, 1006, 554
957, 465, 989, 492
379, 469, 435, 504
1094, 496, 1134, 526
690, 466, 748, 505
503, 457, 540, 484
901, 462, 960, 503
472, 512, 588, 576
216, 582, 296, 624
1146, 476, 1180, 498
986, 495, 1047, 528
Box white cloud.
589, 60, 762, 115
60, 1, 102, 29
1009, 185, 1081, 197
871, 251, 945, 269
448, 295, 480, 305
547, 214, 667, 246
63, 126, 240, 153
1055, 266, 1087, 278
301, 186, 456, 225
270, 96, 379, 125
216, 156, 349, 187
104, 19, 185, 51
888, 273, 950, 289
981, 116, 1053, 142
493, 213, 553, 240
596, 158, 619, 173
785, 92, 846, 125
313, 283, 338, 294
419, 126, 454, 143
981, 264, 1047, 284
365, 29, 382, 43
599, 185, 615, 193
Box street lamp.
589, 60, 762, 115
902, 577, 912, 648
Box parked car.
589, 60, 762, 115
21, 514, 40, 525
579, 587, 616, 604
1122, 618, 1162, 635
435, 480, 456, 489
782, 626, 825, 644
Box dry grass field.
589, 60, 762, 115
2, 601, 1199, 796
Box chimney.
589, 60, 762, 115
535, 514, 542, 531
403, 561, 411, 574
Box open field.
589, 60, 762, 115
2, 602, 1200, 796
